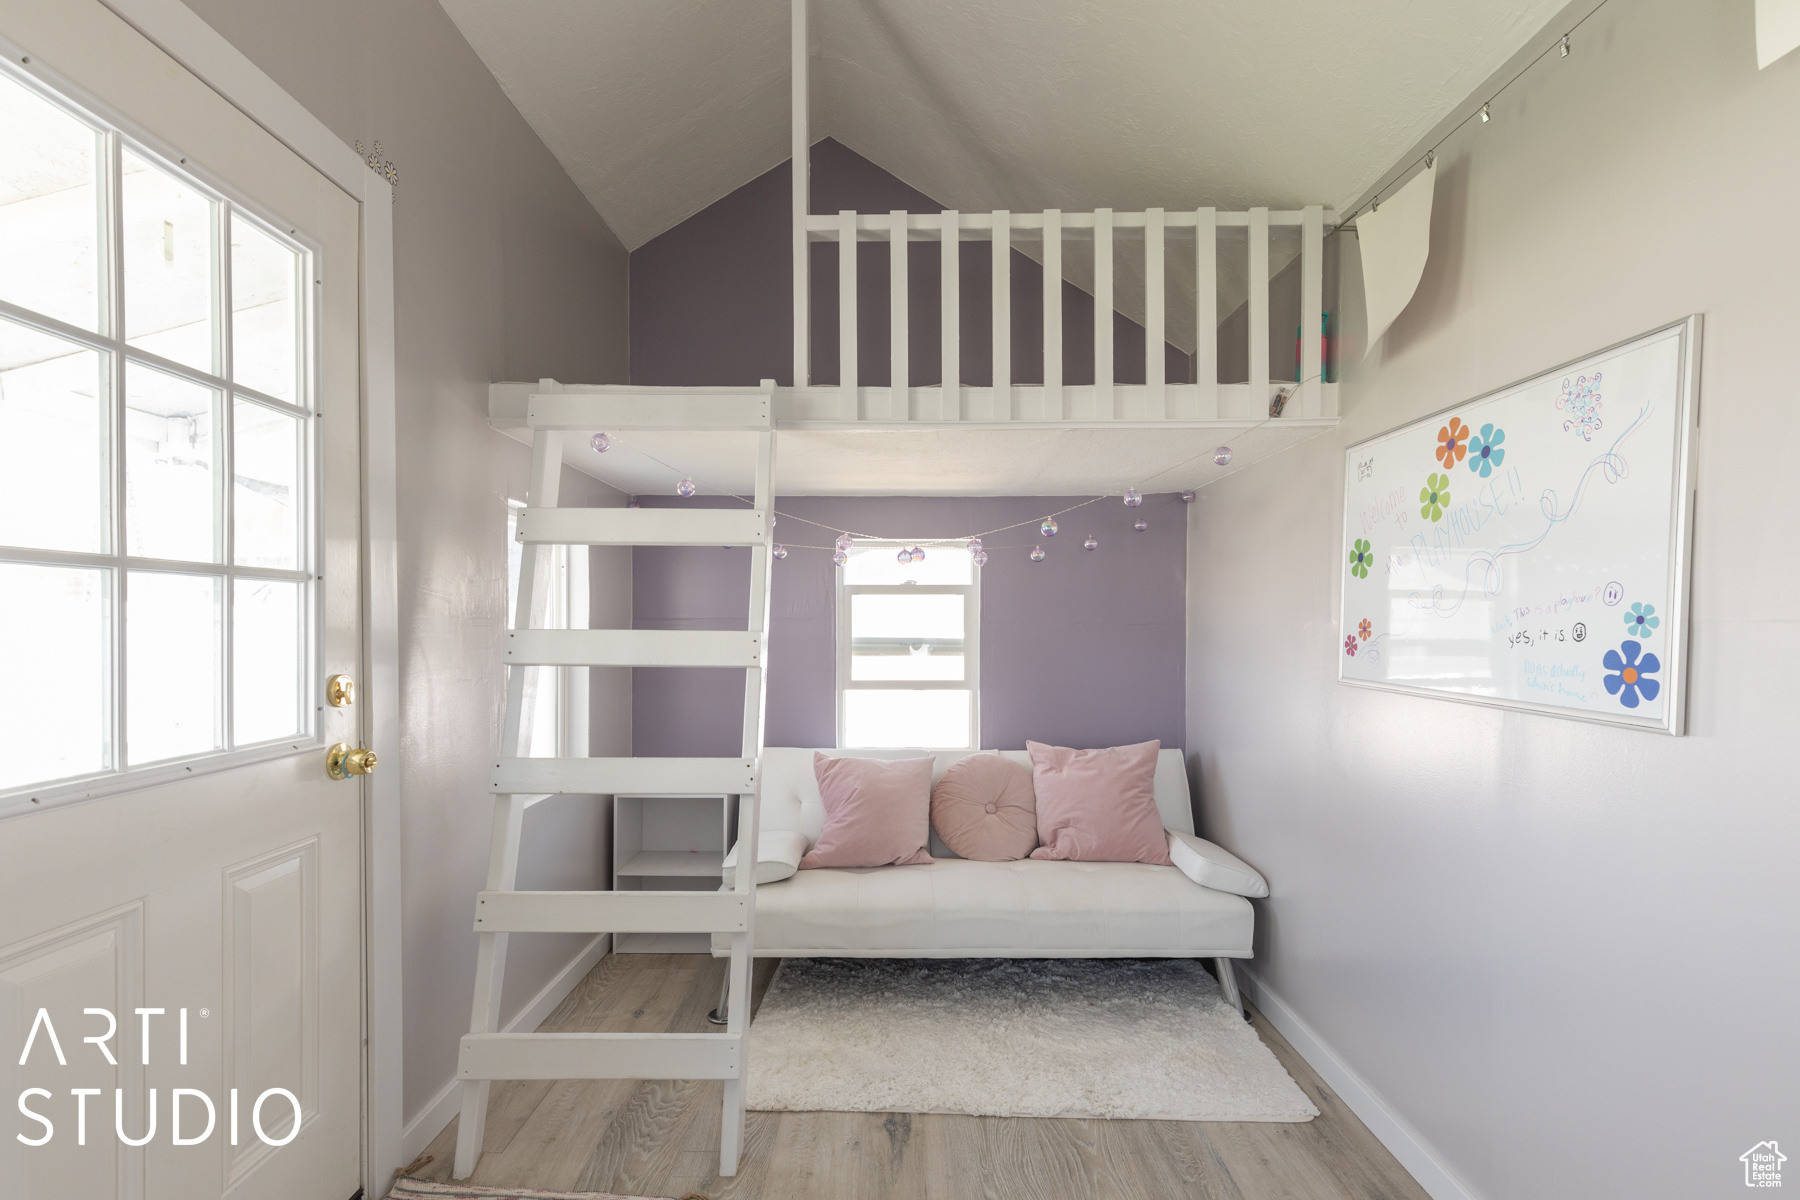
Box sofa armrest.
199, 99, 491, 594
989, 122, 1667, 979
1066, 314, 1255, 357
1167, 830, 1269, 898
720, 829, 809, 887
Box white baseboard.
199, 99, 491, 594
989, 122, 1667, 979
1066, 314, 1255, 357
1237, 965, 1484, 1200
399, 933, 610, 1168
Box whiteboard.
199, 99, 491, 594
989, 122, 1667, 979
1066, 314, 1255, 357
1339, 318, 1700, 733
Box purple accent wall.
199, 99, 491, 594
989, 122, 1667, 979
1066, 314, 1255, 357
633, 495, 1187, 756
629, 139, 1191, 388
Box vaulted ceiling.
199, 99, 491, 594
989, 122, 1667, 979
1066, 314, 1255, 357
437, 0, 1563, 253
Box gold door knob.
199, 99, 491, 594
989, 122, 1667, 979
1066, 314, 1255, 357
326, 743, 378, 778
326, 674, 356, 706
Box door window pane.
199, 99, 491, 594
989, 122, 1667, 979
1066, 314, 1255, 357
122, 148, 216, 372
844, 690, 971, 749
126, 364, 218, 562
0, 73, 102, 331
0, 318, 109, 553
234, 578, 302, 743
234, 399, 302, 569
0, 564, 109, 788
231, 215, 300, 402
127, 571, 221, 763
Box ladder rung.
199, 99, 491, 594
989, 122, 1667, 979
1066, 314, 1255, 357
505, 628, 760, 668
493, 757, 757, 795
458, 1032, 741, 1081
528, 391, 771, 431
475, 890, 747, 934
518, 507, 767, 547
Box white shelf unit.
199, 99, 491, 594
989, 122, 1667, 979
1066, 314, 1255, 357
613, 793, 734, 953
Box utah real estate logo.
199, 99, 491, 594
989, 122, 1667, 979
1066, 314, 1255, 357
1741, 1141, 1785, 1188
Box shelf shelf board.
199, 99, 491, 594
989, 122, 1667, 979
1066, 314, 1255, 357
619, 850, 724, 878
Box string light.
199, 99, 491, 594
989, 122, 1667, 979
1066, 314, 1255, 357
1083, 535, 1098, 551
1123, 489, 1142, 508
1134, 518, 1148, 532
1213, 446, 1233, 466
772, 544, 788, 559
675, 477, 696, 497
1040, 517, 1058, 537
1479, 103, 1491, 123
1030, 546, 1046, 562
589, 432, 610, 453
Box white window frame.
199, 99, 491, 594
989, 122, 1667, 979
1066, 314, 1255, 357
506, 499, 588, 761
0, 54, 324, 807
835, 541, 980, 750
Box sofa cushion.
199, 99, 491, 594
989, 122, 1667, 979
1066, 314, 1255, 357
735, 857, 1252, 957
799, 752, 934, 869
930, 753, 1037, 860
1027, 740, 1172, 865
721, 829, 809, 888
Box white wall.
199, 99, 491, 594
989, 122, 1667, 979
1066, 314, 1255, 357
177, 0, 634, 1132
1185, 2, 1800, 1197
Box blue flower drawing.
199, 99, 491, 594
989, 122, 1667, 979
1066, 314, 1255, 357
1625, 603, 1659, 636
1557, 372, 1603, 442
1603, 640, 1662, 709
1466, 423, 1506, 477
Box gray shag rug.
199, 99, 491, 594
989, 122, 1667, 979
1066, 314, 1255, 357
745, 957, 1319, 1122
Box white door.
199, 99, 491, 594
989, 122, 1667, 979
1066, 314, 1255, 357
0, 2, 365, 1197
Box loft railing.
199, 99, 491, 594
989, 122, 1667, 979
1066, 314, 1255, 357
789, 205, 1333, 425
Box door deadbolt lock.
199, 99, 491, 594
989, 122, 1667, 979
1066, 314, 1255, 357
326, 743, 377, 778
326, 674, 356, 707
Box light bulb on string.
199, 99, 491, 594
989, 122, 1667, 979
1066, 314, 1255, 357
972, 549, 988, 567
1083, 535, 1098, 551
966, 537, 983, 554
589, 432, 611, 453
1134, 518, 1148, 532
832, 549, 847, 566
1213, 446, 1233, 466
896, 547, 911, 564
1180, 490, 1195, 504
1040, 517, 1058, 537
1123, 489, 1142, 508
911, 546, 926, 562
1030, 545, 1046, 563
771, 544, 787, 560
676, 477, 697, 497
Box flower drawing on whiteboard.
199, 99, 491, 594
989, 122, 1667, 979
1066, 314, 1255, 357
1344, 634, 1358, 657
1419, 472, 1450, 522
1625, 603, 1659, 636
1557, 372, 1603, 441
1358, 618, 1372, 641
1602, 640, 1661, 709
1349, 538, 1372, 578
1467, 423, 1506, 477
1436, 417, 1470, 468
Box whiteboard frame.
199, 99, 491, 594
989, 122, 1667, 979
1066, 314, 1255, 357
1338, 315, 1702, 735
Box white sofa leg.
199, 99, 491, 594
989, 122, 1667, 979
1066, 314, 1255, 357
1214, 957, 1250, 1022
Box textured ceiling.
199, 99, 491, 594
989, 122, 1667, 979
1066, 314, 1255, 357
437, 0, 1564, 254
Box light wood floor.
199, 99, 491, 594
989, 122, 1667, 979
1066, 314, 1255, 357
413, 953, 1429, 1200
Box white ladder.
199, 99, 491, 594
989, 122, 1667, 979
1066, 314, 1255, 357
453, 379, 777, 1180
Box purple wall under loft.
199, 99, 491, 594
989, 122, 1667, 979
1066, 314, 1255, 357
632, 494, 1188, 756
629, 138, 1192, 389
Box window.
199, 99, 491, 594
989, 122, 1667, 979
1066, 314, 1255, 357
506, 500, 588, 759
0, 65, 315, 797
836, 541, 979, 749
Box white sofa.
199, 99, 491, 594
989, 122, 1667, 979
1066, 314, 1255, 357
713, 747, 1258, 1012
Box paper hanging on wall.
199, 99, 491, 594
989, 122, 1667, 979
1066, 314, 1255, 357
1757, 0, 1800, 68
1356, 162, 1437, 359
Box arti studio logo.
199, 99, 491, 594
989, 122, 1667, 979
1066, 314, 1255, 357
14, 1007, 299, 1149
1742, 1141, 1786, 1188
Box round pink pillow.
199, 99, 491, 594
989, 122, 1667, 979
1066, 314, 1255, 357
930, 754, 1038, 861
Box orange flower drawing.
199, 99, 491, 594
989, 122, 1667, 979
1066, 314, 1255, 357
1358, 618, 1372, 641
1437, 417, 1469, 468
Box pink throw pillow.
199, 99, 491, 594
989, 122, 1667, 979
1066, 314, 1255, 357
1027, 740, 1172, 864
799, 753, 935, 868
930, 754, 1038, 861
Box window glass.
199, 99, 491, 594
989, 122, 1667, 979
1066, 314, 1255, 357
233, 398, 301, 569
123, 147, 217, 372
0, 73, 102, 331
231, 214, 299, 402
0, 317, 109, 553
125, 364, 218, 562
234, 577, 302, 743
126, 570, 221, 764
849, 592, 964, 641
0, 563, 109, 788
844, 690, 971, 749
